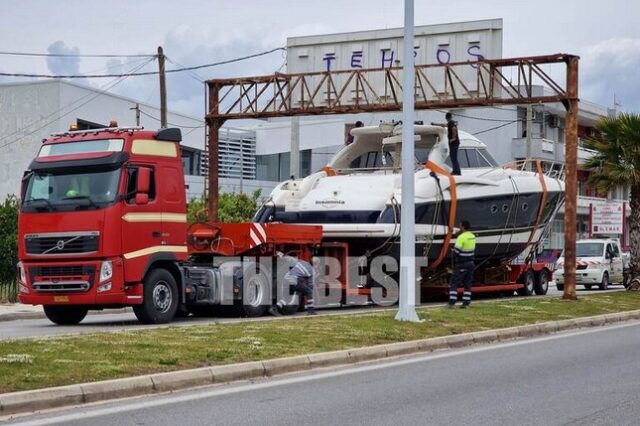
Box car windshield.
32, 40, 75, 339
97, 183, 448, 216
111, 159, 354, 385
22, 167, 121, 212
575, 243, 604, 257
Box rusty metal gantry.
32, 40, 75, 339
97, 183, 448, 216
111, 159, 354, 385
205, 52, 580, 299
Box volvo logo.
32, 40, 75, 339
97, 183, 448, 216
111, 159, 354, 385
55, 240, 66, 250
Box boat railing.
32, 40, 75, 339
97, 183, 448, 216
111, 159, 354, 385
500, 159, 565, 181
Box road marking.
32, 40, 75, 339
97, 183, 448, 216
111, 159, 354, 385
7, 320, 640, 426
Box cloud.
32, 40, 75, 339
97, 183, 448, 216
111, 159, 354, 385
46, 41, 81, 75
580, 38, 640, 112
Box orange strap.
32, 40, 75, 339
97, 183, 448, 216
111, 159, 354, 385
425, 161, 457, 269
525, 160, 548, 249
322, 166, 337, 176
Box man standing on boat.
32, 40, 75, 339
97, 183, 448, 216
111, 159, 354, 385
432, 112, 461, 175
448, 220, 476, 308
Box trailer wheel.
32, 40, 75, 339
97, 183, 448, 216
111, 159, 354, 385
534, 270, 549, 295
584, 284, 592, 290
599, 272, 609, 290
516, 270, 535, 296
556, 283, 564, 291
134, 268, 179, 324
43, 305, 88, 325
234, 265, 270, 317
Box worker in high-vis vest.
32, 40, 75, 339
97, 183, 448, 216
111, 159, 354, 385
448, 220, 477, 308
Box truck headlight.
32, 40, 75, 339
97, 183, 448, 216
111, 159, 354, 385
100, 261, 113, 282
17, 262, 26, 284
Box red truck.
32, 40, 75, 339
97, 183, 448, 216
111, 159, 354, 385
17, 125, 551, 325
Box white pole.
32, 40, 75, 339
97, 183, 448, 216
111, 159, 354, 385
395, 0, 421, 322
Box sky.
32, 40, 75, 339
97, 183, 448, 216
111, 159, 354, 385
1, 0, 639, 119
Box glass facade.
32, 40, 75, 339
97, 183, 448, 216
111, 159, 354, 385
256, 150, 312, 181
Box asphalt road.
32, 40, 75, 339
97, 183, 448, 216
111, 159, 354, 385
0, 284, 623, 341
5, 320, 640, 426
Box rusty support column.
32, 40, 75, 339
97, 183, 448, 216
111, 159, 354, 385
207, 82, 223, 223
562, 56, 579, 300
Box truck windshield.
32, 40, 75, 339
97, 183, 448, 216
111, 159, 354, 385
22, 167, 121, 212
576, 243, 604, 257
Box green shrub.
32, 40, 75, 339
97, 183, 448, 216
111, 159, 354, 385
187, 190, 262, 224
0, 195, 18, 285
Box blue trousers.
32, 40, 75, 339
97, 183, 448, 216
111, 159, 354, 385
449, 261, 474, 306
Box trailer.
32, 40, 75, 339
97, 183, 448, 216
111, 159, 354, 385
16, 125, 553, 325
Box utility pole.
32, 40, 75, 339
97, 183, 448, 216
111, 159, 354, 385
130, 103, 141, 126
395, 0, 421, 322
290, 116, 300, 179
157, 46, 167, 128
525, 104, 533, 161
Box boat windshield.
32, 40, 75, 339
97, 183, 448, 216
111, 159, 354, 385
443, 148, 498, 168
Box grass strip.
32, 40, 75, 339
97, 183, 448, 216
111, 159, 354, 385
1, 291, 640, 393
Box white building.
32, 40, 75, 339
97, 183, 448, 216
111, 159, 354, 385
0, 79, 270, 200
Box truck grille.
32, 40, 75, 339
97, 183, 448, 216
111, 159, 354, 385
25, 232, 99, 256
29, 265, 96, 293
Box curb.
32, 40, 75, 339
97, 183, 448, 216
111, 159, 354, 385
0, 307, 133, 323
2, 309, 640, 416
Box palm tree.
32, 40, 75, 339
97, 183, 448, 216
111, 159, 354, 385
583, 112, 640, 282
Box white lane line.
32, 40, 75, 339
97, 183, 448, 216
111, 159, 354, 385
7, 320, 640, 426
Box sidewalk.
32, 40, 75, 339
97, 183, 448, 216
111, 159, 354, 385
0, 303, 131, 322
0, 303, 43, 321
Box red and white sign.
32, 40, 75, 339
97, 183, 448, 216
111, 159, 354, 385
591, 202, 624, 235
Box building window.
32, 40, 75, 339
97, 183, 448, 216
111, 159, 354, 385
181, 148, 201, 176
256, 150, 312, 181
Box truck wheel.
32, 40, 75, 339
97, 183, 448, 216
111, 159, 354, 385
534, 270, 549, 295
517, 270, 535, 296
584, 284, 592, 290
234, 266, 270, 317
599, 272, 609, 290
133, 269, 179, 324
43, 305, 88, 325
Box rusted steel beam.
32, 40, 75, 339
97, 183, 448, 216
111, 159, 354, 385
204, 53, 576, 85
205, 95, 568, 120
206, 83, 223, 223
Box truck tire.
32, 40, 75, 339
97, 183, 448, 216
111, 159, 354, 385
234, 265, 270, 317
517, 270, 535, 296
43, 305, 88, 325
133, 269, 179, 324
599, 272, 609, 290
534, 270, 549, 295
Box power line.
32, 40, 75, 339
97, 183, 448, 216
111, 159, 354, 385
0, 51, 155, 58
138, 108, 205, 129
0, 47, 285, 79
472, 120, 518, 136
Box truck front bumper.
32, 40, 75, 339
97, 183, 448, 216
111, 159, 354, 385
18, 257, 142, 306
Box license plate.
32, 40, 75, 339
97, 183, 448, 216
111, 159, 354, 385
53, 296, 69, 302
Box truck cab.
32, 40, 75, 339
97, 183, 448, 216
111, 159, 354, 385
17, 125, 188, 324
553, 238, 626, 290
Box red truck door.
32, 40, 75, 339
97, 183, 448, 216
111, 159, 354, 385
121, 165, 163, 282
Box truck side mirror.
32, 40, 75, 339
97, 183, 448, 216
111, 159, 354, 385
135, 193, 149, 205
137, 167, 151, 194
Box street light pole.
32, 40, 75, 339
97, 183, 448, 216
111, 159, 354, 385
395, 0, 421, 322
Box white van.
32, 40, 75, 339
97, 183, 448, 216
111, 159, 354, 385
554, 239, 626, 290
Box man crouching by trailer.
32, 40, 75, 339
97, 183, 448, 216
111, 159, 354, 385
448, 220, 476, 309
270, 252, 317, 316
